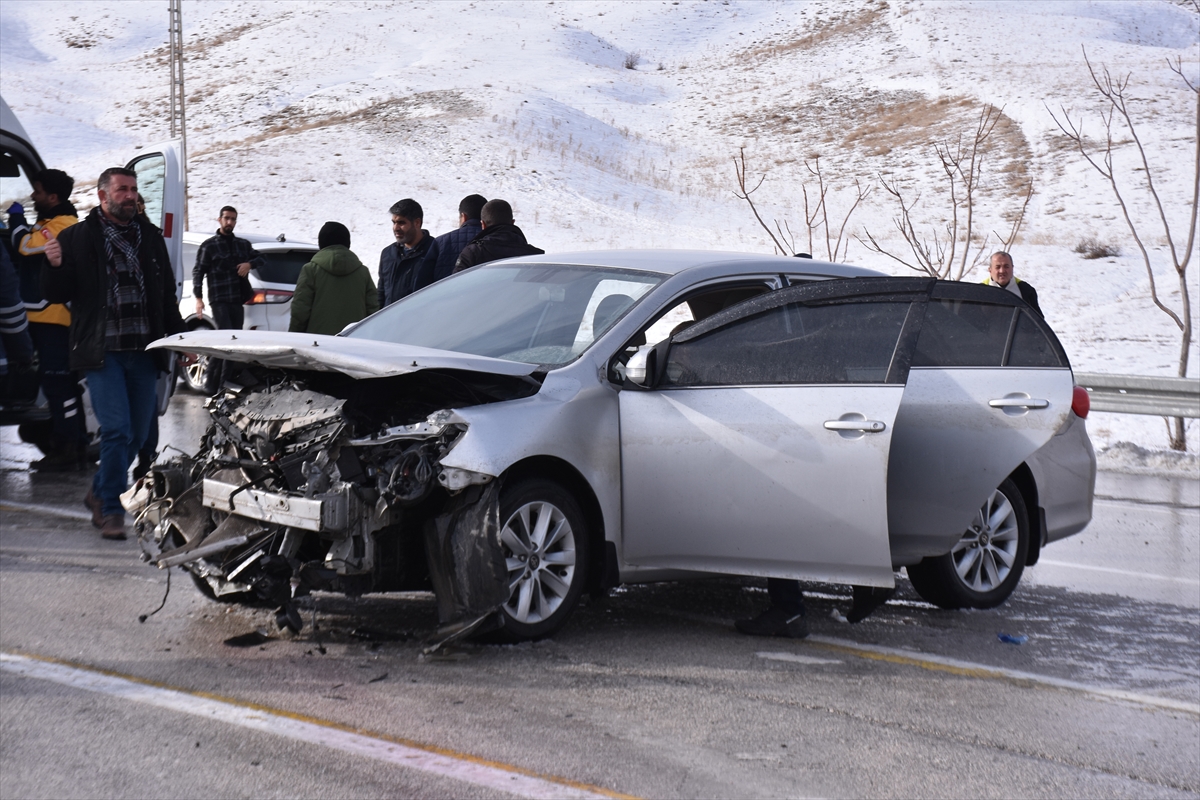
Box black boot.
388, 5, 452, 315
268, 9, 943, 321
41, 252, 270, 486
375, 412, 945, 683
735, 605, 809, 638
847, 585, 895, 623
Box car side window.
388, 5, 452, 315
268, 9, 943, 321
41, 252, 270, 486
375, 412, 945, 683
911, 299, 1013, 367
1006, 309, 1065, 367
663, 300, 912, 386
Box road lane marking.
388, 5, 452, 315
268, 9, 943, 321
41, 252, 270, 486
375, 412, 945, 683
805, 636, 1200, 716
1036, 559, 1200, 585
756, 651, 842, 665
0, 652, 632, 800
0, 500, 92, 522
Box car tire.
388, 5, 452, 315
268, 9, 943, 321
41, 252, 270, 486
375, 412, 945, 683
179, 322, 214, 393
906, 477, 1030, 610
494, 478, 590, 641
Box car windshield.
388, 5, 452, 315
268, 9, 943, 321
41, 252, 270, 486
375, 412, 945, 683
348, 263, 663, 366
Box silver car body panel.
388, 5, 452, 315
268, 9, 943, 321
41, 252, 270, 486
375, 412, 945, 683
886, 366, 1075, 564
620, 384, 902, 587
1026, 411, 1097, 543
149, 329, 539, 380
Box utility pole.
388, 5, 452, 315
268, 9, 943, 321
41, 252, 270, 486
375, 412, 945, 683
168, 0, 188, 229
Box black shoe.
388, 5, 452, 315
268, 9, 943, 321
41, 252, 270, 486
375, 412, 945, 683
735, 605, 809, 638
847, 585, 896, 623
31, 449, 85, 472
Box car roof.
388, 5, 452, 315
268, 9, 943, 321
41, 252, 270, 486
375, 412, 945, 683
183, 230, 317, 249
491, 249, 884, 278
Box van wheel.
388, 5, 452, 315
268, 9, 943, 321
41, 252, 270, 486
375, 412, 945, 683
494, 478, 590, 641
907, 478, 1029, 610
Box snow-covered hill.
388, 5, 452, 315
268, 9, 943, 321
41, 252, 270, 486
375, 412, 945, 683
2, 0, 1197, 453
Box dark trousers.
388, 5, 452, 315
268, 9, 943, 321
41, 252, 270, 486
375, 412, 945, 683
86, 351, 158, 517
29, 322, 87, 451
767, 578, 805, 615
208, 302, 244, 391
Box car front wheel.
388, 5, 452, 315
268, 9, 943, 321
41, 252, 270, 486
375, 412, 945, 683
178, 322, 214, 393
906, 477, 1030, 610
496, 478, 590, 641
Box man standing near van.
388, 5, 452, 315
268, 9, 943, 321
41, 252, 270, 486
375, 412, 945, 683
6, 169, 88, 470
193, 206, 262, 390
42, 167, 185, 540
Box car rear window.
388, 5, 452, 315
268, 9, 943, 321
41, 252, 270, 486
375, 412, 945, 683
1006, 309, 1066, 367
255, 251, 313, 285
664, 300, 913, 386
911, 299, 1012, 367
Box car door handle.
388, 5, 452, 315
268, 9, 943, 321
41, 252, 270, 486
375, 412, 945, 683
824, 419, 887, 432
988, 398, 1049, 409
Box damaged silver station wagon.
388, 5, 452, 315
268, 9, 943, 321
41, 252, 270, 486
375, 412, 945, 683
128, 251, 1096, 644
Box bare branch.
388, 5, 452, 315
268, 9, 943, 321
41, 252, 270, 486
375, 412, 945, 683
732, 147, 789, 255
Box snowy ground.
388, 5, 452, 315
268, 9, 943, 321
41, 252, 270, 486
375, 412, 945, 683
1, 0, 1197, 457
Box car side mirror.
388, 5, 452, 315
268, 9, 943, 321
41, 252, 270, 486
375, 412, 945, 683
622, 346, 654, 388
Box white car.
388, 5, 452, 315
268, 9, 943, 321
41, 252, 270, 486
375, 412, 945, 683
177, 231, 318, 391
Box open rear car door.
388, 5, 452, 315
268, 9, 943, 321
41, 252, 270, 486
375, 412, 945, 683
127, 142, 184, 413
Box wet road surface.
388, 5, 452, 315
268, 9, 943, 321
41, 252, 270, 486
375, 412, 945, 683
1, 394, 1197, 798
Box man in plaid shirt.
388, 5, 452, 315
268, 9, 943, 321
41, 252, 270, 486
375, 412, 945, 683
42, 167, 185, 540
193, 206, 262, 390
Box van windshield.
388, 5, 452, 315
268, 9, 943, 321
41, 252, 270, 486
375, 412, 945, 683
348, 263, 663, 366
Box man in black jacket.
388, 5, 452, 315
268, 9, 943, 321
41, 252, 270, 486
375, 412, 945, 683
378, 198, 434, 307
983, 251, 1041, 316
453, 199, 545, 272
422, 194, 486, 284
43, 167, 185, 540
193, 205, 262, 391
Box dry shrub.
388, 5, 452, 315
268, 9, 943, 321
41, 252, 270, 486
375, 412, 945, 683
1073, 237, 1122, 259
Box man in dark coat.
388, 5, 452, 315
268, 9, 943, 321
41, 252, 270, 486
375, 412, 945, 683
193, 205, 263, 392
378, 198, 434, 307
43, 167, 185, 540
421, 194, 486, 284
983, 251, 1041, 316
453, 199, 545, 272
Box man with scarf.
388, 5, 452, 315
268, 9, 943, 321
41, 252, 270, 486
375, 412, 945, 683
42, 167, 185, 540
6, 169, 88, 470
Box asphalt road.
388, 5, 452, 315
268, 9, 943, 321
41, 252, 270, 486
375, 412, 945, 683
1, 395, 1197, 799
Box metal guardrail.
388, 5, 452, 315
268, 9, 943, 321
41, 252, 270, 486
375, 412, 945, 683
1075, 372, 1200, 418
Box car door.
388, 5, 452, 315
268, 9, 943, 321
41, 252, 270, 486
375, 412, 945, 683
127, 141, 184, 412
618, 278, 928, 588
886, 280, 1075, 564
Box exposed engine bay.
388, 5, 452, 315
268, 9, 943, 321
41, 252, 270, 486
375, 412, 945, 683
126, 366, 541, 640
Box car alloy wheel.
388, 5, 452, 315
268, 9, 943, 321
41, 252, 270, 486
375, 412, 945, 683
496, 478, 589, 640
951, 488, 1021, 593
181, 352, 212, 393
906, 477, 1029, 610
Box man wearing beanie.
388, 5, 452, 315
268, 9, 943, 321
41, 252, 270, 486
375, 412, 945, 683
289, 221, 379, 335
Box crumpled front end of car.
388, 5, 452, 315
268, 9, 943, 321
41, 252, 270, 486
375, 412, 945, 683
127, 369, 536, 640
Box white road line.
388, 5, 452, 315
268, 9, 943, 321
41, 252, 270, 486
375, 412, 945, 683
807, 636, 1200, 716
0, 653, 621, 800
1037, 559, 1200, 585
756, 651, 842, 666
0, 500, 92, 522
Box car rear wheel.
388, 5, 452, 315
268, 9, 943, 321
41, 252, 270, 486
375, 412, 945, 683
907, 477, 1029, 610
496, 478, 589, 641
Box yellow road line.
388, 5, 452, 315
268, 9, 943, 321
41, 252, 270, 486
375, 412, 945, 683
2, 651, 636, 800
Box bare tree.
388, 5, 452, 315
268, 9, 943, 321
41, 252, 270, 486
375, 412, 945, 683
733, 148, 870, 261
1049, 48, 1198, 451
860, 105, 1032, 281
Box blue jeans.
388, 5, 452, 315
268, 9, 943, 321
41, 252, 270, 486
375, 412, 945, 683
86, 351, 159, 516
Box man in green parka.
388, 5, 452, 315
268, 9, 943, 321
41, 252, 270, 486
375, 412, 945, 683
289, 221, 379, 335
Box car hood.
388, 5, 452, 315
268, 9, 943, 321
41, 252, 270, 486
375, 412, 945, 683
149, 329, 538, 380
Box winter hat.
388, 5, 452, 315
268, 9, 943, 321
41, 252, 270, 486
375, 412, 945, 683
318, 221, 351, 250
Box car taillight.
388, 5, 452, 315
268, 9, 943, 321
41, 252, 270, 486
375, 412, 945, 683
245, 289, 293, 305
1072, 385, 1090, 419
